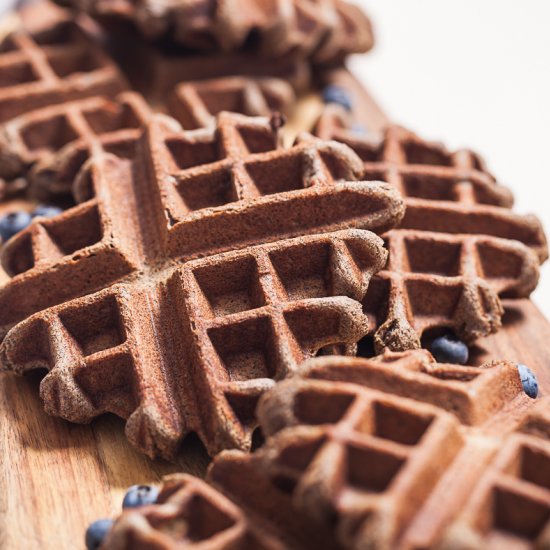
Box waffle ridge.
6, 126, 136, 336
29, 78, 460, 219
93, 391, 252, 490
55, 0, 373, 63
102, 351, 550, 549
315, 111, 547, 351
168, 76, 295, 131
0, 111, 404, 458
0, 9, 126, 123
0, 91, 151, 198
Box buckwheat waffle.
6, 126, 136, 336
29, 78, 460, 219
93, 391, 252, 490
0, 112, 404, 458
0, 91, 151, 199
168, 77, 295, 130
0, 5, 126, 123
102, 350, 550, 549
316, 111, 548, 352
57, 0, 373, 64
102, 472, 332, 550
106, 22, 311, 99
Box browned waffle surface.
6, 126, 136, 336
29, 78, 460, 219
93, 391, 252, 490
106, 24, 312, 99
102, 350, 550, 549
168, 76, 295, 130
0, 76, 295, 201
0, 4, 127, 123
0, 112, 404, 458
0, 91, 152, 199
315, 112, 547, 352
56, 0, 373, 63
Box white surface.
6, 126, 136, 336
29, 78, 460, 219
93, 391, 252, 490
351, 0, 550, 318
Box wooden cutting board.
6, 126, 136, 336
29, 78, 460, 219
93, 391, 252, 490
0, 72, 548, 549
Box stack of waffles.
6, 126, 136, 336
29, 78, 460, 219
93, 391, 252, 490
0, 1, 547, 548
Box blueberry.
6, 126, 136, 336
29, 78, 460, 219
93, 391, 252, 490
0, 211, 32, 242
429, 334, 469, 365
32, 204, 63, 218
122, 484, 159, 509
85, 518, 113, 550
517, 364, 538, 399
351, 122, 368, 135
321, 85, 353, 111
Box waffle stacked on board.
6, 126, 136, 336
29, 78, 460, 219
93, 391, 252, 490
0, 1, 547, 549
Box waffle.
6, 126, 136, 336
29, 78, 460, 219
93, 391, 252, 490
102, 472, 328, 549
106, 22, 311, 99
102, 350, 550, 549
56, 0, 373, 63
0, 92, 151, 199
0, 112, 404, 458
0, 5, 127, 124
315, 112, 548, 351
168, 77, 295, 130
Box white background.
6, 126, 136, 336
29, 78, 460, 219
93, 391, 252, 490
351, 1, 550, 317
1, 0, 549, 316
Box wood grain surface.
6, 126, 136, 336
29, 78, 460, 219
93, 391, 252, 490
0, 54, 548, 549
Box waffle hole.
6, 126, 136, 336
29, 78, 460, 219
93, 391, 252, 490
406, 280, 462, 318
401, 173, 457, 201
224, 391, 262, 430
83, 103, 141, 134
372, 401, 433, 445
404, 141, 452, 166
59, 294, 125, 356
236, 125, 277, 154
361, 169, 386, 182
0, 62, 37, 87
294, 388, 356, 425
208, 317, 277, 381
492, 486, 550, 540
198, 88, 247, 117
346, 444, 405, 493
269, 241, 331, 300
44, 204, 102, 255
477, 242, 524, 285
405, 238, 461, 276
274, 436, 326, 486
166, 137, 220, 170
74, 351, 135, 415
21, 114, 79, 152
362, 277, 390, 329
103, 137, 139, 160
284, 307, 343, 357
3, 231, 35, 275
185, 494, 236, 542
506, 445, 550, 490
193, 255, 264, 316
0, 35, 18, 53
48, 49, 104, 78
348, 141, 383, 163
151, 494, 236, 542
319, 150, 358, 181
32, 21, 80, 47
176, 167, 236, 211
246, 153, 304, 195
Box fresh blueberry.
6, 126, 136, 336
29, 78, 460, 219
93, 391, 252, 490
321, 85, 353, 111
351, 122, 368, 135
517, 364, 538, 399
32, 204, 63, 218
85, 518, 114, 550
0, 211, 32, 242
429, 334, 469, 365
122, 484, 159, 509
